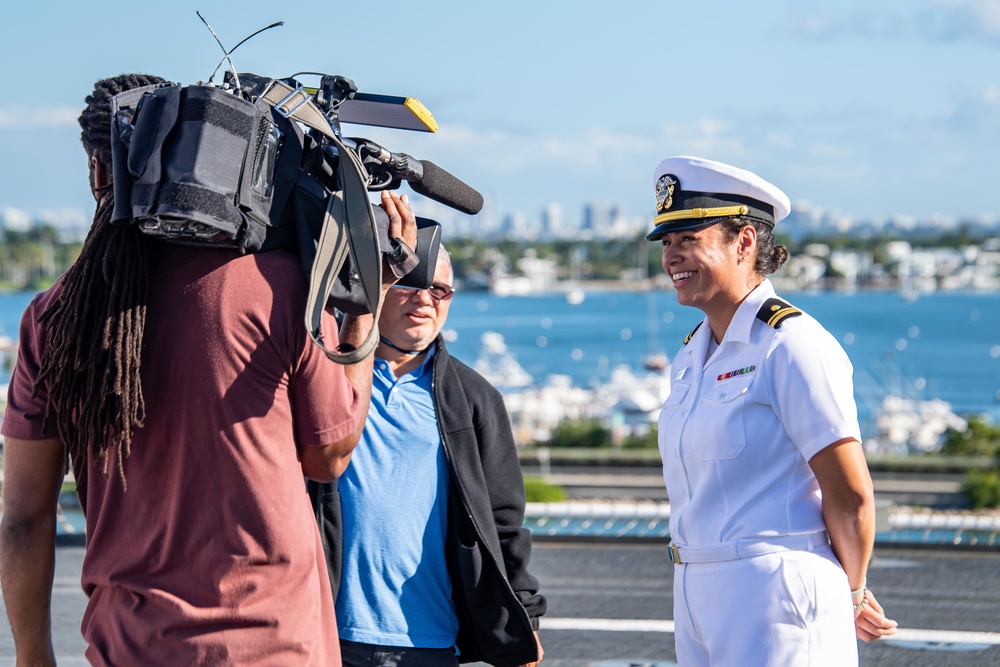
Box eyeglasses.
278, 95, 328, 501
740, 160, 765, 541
392, 283, 456, 302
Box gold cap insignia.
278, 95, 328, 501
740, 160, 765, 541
655, 174, 678, 213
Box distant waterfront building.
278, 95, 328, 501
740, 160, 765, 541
784, 200, 825, 240
501, 211, 531, 239
541, 202, 563, 239
489, 249, 559, 296
604, 207, 648, 240
829, 249, 874, 288
579, 202, 645, 239
582, 202, 614, 236
803, 243, 830, 259
780, 254, 826, 290
972, 245, 1000, 290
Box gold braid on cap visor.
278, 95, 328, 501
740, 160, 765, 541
653, 205, 749, 226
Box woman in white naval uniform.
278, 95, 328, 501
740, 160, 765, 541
648, 156, 897, 666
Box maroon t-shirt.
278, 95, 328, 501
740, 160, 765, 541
3, 246, 358, 665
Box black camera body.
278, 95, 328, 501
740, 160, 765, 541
110, 71, 471, 300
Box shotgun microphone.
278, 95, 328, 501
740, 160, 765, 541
352, 139, 484, 215
408, 160, 484, 215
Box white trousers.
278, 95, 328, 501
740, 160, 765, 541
672, 545, 858, 667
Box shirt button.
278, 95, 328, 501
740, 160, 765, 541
719, 392, 727, 399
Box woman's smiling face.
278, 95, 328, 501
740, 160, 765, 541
660, 223, 749, 317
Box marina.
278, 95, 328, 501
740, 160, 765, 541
3, 286, 999, 453
439, 287, 1000, 451
4, 286, 1000, 549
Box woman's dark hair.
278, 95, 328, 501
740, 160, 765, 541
33, 73, 167, 489
719, 216, 789, 275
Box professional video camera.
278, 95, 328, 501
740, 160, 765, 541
228, 69, 479, 290
108, 16, 482, 363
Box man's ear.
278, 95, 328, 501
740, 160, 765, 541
90, 152, 110, 191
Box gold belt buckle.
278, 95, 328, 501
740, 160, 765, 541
669, 542, 683, 565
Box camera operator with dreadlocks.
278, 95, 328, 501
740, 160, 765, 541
0, 73, 417, 666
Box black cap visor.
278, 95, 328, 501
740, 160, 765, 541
646, 215, 730, 241
645, 191, 775, 242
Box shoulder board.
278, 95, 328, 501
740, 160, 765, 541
756, 297, 803, 329
683, 321, 703, 345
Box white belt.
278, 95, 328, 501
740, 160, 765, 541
668, 530, 830, 565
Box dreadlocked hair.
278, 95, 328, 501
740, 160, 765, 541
32, 74, 166, 490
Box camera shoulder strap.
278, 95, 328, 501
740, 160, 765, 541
259, 81, 382, 363
260, 80, 338, 140
305, 171, 382, 364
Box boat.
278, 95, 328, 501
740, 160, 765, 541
489, 254, 559, 296
472, 332, 670, 445
598, 364, 671, 435
641, 284, 669, 373
489, 274, 536, 297
473, 332, 533, 389
642, 351, 669, 372
564, 286, 585, 305
872, 395, 967, 454
563, 245, 586, 305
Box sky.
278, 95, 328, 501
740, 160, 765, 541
1, 0, 999, 231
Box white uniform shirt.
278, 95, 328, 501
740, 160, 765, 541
659, 279, 861, 547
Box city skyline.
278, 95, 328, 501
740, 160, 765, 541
2, 1, 999, 229
7, 191, 999, 247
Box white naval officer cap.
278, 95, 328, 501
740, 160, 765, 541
646, 156, 791, 241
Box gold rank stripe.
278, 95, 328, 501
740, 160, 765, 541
654, 205, 749, 225
767, 306, 802, 327
683, 321, 703, 345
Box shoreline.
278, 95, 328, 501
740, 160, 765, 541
461, 278, 1000, 296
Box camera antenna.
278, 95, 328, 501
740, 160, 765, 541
197, 11, 285, 92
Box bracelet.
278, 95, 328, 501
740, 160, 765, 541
850, 578, 867, 601
853, 588, 869, 611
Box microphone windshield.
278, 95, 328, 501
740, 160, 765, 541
410, 160, 484, 215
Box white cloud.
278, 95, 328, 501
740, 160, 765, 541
0, 106, 79, 129
788, 0, 1000, 44
922, 0, 1000, 41
453, 118, 747, 173
787, 9, 909, 39
893, 84, 1000, 137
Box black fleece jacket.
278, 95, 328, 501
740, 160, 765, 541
312, 338, 545, 666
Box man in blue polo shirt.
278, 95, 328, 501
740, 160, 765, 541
330, 247, 545, 667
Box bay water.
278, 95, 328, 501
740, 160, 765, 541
2, 287, 999, 436
442, 287, 1000, 434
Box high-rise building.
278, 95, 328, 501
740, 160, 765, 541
541, 203, 563, 239
582, 202, 614, 235
501, 211, 529, 238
